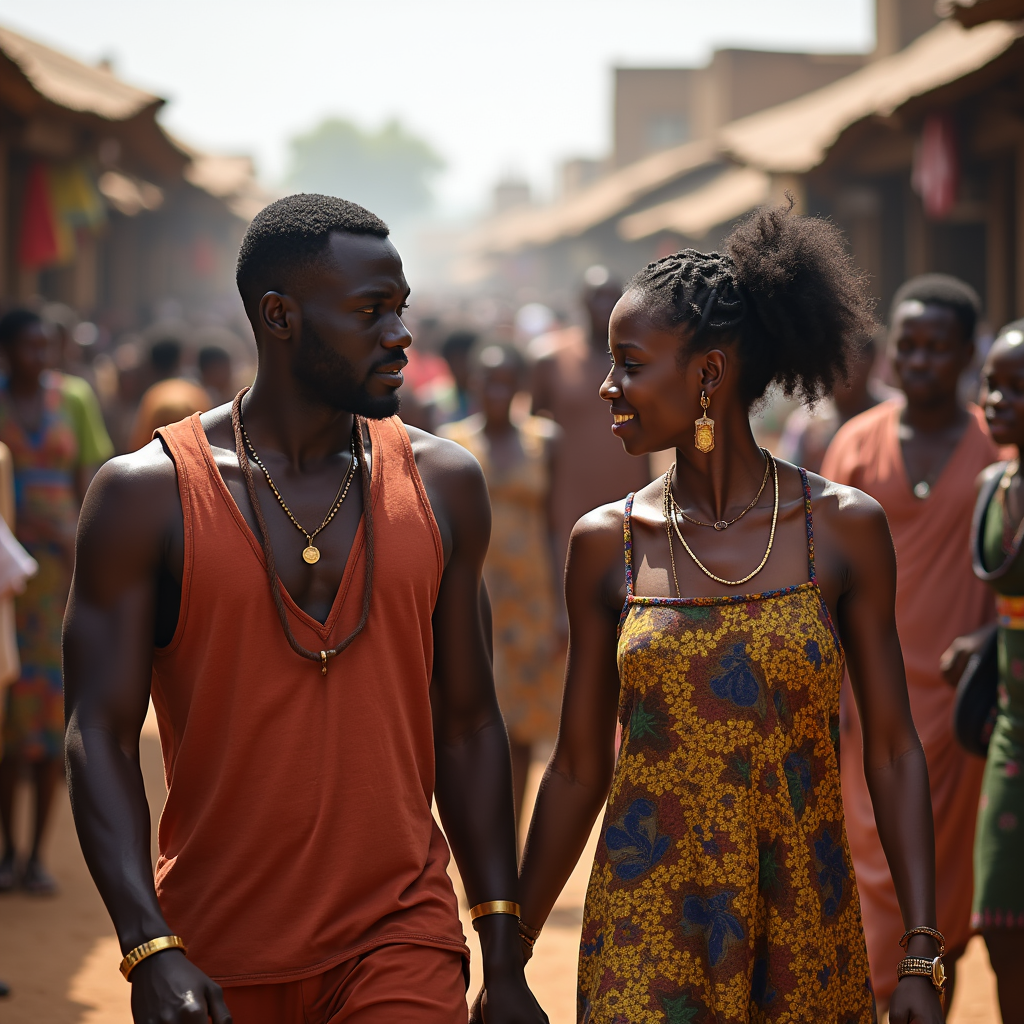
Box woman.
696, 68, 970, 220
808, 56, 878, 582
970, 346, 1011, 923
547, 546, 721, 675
960, 320, 1024, 1024
0, 310, 94, 894
514, 207, 944, 1024
443, 344, 562, 826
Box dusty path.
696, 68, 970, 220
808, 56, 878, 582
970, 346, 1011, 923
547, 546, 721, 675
0, 712, 1005, 1023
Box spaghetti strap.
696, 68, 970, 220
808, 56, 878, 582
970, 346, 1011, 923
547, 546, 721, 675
798, 467, 817, 584
623, 492, 636, 598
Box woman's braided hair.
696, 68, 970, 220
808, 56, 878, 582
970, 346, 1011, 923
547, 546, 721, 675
628, 201, 876, 405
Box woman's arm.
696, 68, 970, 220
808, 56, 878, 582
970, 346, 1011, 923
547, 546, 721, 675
517, 509, 623, 937
835, 491, 944, 1024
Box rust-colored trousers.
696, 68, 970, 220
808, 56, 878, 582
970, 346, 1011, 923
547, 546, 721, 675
223, 943, 467, 1024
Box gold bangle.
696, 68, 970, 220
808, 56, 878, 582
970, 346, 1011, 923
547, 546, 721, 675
469, 900, 520, 922
119, 935, 187, 980
899, 926, 946, 957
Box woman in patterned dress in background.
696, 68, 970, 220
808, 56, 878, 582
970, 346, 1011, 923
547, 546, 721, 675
0, 310, 93, 894
443, 344, 563, 827
515, 206, 945, 1024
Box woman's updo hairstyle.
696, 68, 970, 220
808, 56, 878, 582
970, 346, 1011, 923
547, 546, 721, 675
627, 201, 876, 405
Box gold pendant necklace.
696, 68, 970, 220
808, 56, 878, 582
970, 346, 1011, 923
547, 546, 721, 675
676, 448, 771, 530
663, 454, 779, 588
240, 420, 358, 565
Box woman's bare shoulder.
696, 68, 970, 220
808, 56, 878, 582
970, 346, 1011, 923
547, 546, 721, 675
804, 468, 891, 542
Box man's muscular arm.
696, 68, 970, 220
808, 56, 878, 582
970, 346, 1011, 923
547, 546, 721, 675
410, 429, 547, 1024
64, 443, 231, 1024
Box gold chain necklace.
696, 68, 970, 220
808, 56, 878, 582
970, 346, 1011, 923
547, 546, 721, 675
663, 453, 779, 589
676, 448, 771, 530
240, 420, 358, 565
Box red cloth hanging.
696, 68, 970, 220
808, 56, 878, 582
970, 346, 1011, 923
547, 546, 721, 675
18, 161, 59, 269
912, 113, 959, 220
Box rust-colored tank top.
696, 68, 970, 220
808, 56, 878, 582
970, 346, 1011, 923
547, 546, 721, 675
151, 414, 467, 986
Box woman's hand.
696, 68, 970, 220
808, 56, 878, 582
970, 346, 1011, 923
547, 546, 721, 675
887, 975, 945, 1024
940, 623, 995, 686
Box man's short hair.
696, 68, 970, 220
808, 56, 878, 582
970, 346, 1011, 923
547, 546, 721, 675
236, 194, 390, 317
890, 273, 981, 342
0, 309, 41, 348
198, 345, 230, 372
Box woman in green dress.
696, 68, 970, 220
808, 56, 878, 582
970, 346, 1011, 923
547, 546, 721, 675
512, 206, 946, 1024
966, 321, 1024, 1024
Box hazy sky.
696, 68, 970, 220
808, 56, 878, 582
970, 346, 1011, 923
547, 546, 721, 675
1, 0, 873, 215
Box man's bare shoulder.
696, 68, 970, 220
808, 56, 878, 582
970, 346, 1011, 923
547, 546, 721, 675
76, 440, 181, 574
405, 421, 485, 484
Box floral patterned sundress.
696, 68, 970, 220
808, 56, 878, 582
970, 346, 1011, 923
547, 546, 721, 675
578, 471, 875, 1023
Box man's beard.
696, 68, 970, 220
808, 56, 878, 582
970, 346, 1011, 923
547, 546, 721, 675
292, 318, 402, 419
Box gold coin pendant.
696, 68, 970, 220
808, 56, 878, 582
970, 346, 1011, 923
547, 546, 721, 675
302, 545, 321, 565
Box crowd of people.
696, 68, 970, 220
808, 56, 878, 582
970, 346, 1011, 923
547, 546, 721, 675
0, 189, 1019, 1024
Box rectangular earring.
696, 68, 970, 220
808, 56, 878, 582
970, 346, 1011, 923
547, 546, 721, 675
694, 391, 715, 453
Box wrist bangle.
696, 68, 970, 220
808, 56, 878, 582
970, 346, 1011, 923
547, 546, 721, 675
468, 900, 520, 925
119, 935, 187, 980
899, 926, 945, 957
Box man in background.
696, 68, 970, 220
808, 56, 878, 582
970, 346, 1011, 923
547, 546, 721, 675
529, 266, 650, 595
821, 274, 997, 1015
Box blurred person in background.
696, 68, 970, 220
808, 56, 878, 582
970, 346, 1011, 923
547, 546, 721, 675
199, 345, 234, 405
40, 306, 114, 473
952, 320, 1024, 1024
438, 329, 477, 425
821, 274, 997, 1014
103, 340, 148, 454
530, 266, 650, 601
148, 336, 183, 384
128, 378, 211, 452
0, 310, 102, 895
442, 344, 562, 829
777, 330, 892, 472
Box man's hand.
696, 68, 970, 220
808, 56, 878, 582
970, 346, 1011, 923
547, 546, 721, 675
887, 975, 945, 1024
940, 623, 995, 686
468, 971, 548, 1024
129, 951, 232, 1024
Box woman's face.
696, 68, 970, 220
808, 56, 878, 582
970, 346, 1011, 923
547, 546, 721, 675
981, 329, 1024, 448
477, 363, 519, 423
599, 289, 707, 457
7, 322, 53, 383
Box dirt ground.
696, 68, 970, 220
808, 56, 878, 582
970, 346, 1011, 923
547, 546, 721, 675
0, 710, 1005, 1023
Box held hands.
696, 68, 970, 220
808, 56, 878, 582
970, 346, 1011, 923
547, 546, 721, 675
887, 975, 945, 1024
469, 914, 548, 1024
129, 950, 232, 1024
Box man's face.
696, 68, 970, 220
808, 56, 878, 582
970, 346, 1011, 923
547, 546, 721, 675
584, 284, 623, 341
292, 232, 412, 419
889, 300, 973, 410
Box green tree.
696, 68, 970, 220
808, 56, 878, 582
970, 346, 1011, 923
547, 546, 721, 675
286, 118, 444, 226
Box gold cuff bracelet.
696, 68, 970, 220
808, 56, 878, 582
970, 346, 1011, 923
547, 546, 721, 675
119, 935, 187, 980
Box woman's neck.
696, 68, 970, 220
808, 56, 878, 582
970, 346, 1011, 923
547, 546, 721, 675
671, 425, 767, 522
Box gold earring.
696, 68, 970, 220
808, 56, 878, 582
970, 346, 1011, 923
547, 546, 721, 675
694, 391, 715, 453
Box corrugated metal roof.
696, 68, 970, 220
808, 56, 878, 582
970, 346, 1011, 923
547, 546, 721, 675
471, 139, 718, 255
720, 19, 1022, 173
0, 25, 161, 121
618, 166, 771, 242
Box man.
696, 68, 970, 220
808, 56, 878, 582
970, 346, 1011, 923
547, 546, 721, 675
529, 266, 650, 591
777, 330, 893, 472
198, 344, 234, 405
821, 273, 996, 1014
64, 195, 546, 1024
